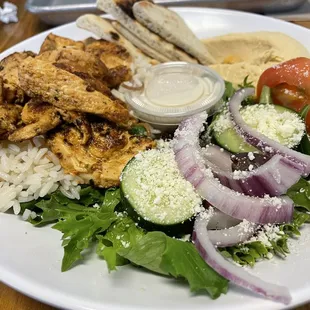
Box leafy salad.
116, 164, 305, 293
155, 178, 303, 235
18, 57, 310, 305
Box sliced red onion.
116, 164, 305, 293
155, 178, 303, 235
228, 88, 310, 176
202, 146, 303, 197
209, 221, 256, 247
207, 210, 257, 247
173, 113, 294, 224
202, 144, 232, 172
207, 208, 240, 229
193, 212, 292, 304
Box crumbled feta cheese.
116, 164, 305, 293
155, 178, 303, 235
267, 252, 274, 259
123, 148, 202, 225
121, 240, 130, 248
247, 152, 255, 161
232, 169, 248, 179
247, 223, 282, 247
212, 105, 305, 148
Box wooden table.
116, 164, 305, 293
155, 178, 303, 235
1, 0, 310, 309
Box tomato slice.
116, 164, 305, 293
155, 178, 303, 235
257, 57, 310, 98
257, 57, 310, 133
306, 109, 310, 134
271, 83, 308, 112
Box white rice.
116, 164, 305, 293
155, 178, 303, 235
0, 138, 83, 215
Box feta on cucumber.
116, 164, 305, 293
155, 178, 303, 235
120, 148, 202, 234
211, 103, 305, 153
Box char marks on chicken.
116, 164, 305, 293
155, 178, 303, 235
0, 33, 155, 187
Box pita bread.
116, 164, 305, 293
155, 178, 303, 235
111, 21, 171, 63
76, 14, 153, 64
96, 0, 198, 63
133, 1, 215, 65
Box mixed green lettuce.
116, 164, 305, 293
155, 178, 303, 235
221, 178, 310, 266
20, 186, 228, 299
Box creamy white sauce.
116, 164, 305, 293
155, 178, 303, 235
145, 73, 208, 107
122, 62, 225, 130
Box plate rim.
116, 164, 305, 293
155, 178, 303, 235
1, 7, 310, 310
2, 6, 310, 60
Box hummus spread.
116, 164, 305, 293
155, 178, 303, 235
203, 32, 310, 87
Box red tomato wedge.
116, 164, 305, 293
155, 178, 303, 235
270, 83, 308, 112
257, 57, 310, 101
257, 57, 310, 134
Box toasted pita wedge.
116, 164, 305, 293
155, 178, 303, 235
133, 1, 215, 65
96, 0, 198, 63
114, 0, 142, 18
111, 21, 170, 63
76, 14, 154, 65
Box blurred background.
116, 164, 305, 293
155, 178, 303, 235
1, 0, 310, 52
23, 0, 310, 25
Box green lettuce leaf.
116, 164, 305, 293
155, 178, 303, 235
221, 211, 310, 266
20, 187, 121, 271
223, 81, 235, 101
98, 217, 228, 299
54, 209, 117, 271
160, 236, 228, 298
238, 75, 254, 89
20, 187, 121, 226
221, 179, 310, 266
287, 178, 310, 212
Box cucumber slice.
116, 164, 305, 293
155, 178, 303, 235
120, 148, 202, 234
213, 126, 256, 153
211, 104, 305, 153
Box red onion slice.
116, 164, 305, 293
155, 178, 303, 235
209, 222, 256, 247
202, 146, 303, 197
228, 88, 310, 175
207, 208, 241, 229
173, 113, 294, 224
208, 210, 257, 247
193, 212, 292, 304
202, 144, 233, 172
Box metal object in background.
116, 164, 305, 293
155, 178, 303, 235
26, 0, 307, 25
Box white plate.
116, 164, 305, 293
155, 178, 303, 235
1, 7, 310, 310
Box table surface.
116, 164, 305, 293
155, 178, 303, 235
1, 0, 310, 309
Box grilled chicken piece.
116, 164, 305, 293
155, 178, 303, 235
37, 48, 115, 97
37, 48, 110, 80
85, 40, 132, 87
39, 39, 132, 88
47, 120, 155, 187
0, 51, 35, 104
18, 58, 130, 125
0, 77, 3, 105
106, 66, 132, 88
85, 40, 132, 69
39, 33, 85, 54
0, 104, 22, 139
8, 100, 62, 142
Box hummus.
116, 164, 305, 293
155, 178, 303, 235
203, 32, 310, 87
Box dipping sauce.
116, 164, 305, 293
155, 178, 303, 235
145, 72, 214, 107
123, 62, 225, 131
